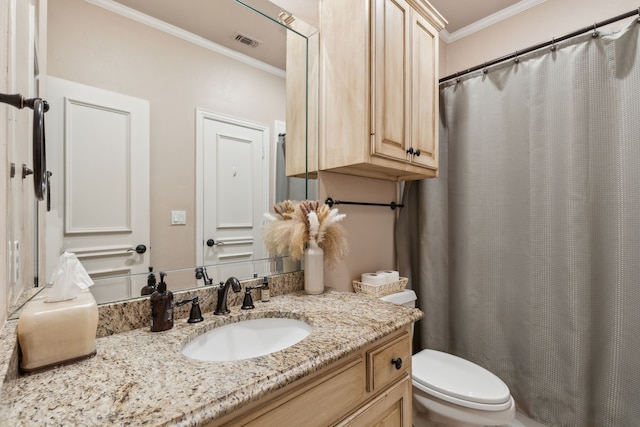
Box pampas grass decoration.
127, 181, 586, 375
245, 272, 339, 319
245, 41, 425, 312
307, 211, 320, 246
320, 221, 349, 267
262, 200, 349, 267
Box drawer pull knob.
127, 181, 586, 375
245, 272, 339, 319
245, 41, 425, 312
391, 358, 403, 369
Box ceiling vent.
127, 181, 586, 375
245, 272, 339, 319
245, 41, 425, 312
233, 32, 261, 48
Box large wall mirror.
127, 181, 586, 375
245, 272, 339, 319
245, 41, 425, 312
15, 0, 318, 312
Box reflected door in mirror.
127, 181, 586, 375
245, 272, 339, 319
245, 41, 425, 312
197, 111, 268, 281
46, 77, 151, 302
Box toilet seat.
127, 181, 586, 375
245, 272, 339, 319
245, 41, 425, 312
412, 349, 512, 412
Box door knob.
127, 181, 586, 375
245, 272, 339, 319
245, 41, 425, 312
206, 239, 224, 247
128, 244, 147, 254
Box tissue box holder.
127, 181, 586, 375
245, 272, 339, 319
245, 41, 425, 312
17, 289, 99, 373
353, 277, 408, 297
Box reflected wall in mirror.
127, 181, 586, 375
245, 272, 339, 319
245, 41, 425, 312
41, 0, 318, 305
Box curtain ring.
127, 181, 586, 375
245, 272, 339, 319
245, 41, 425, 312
592, 23, 599, 38
514, 50, 520, 64
482, 62, 488, 74
455, 71, 460, 84
637, 7, 640, 23
550, 37, 556, 52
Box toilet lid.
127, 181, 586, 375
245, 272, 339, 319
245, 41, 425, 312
412, 350, 512, 411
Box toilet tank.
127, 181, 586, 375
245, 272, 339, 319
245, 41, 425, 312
379, 289, 417, 308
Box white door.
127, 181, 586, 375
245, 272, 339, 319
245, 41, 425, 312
196, 110, 268, 283
46, 77, 150, 303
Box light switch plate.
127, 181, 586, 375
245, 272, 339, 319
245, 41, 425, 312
171, 210, 187, 225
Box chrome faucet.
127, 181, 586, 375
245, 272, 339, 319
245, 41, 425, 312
214, 276, 241, 315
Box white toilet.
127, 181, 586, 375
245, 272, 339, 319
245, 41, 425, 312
380, 290, 516, 427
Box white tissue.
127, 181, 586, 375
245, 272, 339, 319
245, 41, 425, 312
376, 270, 399, 283
361, 273, 387, 286
46, 251, 94, 302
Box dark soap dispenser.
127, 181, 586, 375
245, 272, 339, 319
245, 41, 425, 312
141, 266, 157, 296
150, 272, 174, 332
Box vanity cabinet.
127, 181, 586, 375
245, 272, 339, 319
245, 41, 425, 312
210, 326, 412, 427
318, 0, 446, 181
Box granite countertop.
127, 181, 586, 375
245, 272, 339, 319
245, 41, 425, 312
0, 290, 422, 426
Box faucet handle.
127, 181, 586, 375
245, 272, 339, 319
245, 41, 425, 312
176, 296, 204, 323
241, 287, 255, 310
187, 298, 204, 323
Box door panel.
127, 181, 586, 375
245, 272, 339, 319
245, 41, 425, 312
64, 99, 132, 233
46, 77, 150, 302
411, 11, 438, 169
196, 110, 268, 283
372, 0, 411, 161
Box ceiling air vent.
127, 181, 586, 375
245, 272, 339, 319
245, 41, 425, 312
233, 32, 261, 48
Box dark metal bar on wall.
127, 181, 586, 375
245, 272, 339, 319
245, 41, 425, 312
325, 197, 403, 211
439, 8, 640, 84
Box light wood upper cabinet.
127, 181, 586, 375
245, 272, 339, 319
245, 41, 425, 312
284, 14, 319, 179
319, 0, 445, 181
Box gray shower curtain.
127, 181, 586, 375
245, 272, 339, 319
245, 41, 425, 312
397, 20, 640, 427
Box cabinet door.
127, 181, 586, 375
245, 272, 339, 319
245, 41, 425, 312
410, 10, 439, 170
233, 357, 366, 427
336, 376, 412, 427
371, 0, 412, 162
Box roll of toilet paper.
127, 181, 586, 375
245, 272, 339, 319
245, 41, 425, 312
360, 273, 387, 286
376, 270, 400, 283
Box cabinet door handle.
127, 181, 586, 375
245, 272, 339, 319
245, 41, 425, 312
406, 147, 421, 157
391, 358, 403, 370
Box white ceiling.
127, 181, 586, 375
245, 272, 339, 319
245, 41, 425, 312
109, 0, 537, 71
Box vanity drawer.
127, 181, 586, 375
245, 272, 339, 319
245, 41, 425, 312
238, 356, 366, 427
366, 330, 411, 393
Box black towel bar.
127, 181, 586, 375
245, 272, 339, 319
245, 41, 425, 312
325, 197, 403, 210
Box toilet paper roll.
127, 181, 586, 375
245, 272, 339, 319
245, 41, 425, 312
360, 273, 387, 286
376, 270, 400, 283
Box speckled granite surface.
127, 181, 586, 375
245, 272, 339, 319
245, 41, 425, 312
0, 288, 422, 427
97, 271, 305, 337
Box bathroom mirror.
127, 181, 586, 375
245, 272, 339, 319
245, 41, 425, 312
22, 0, 318, 310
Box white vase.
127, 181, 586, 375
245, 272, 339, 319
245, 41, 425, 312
304, 243, 324, 295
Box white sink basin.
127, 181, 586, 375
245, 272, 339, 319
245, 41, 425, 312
182, 317, 313, 362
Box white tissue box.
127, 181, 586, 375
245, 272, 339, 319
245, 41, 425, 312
17, 289, 98, 373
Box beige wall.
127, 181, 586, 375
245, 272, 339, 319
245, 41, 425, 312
319, 172, 398, 291
47, 0, 286, 288
443, 0, 639, 77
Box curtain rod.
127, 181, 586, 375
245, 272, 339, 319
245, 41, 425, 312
439, 7, 640, 84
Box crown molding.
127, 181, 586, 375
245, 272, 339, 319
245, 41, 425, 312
440, 0, 546, 44
84, 0, 286, 78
